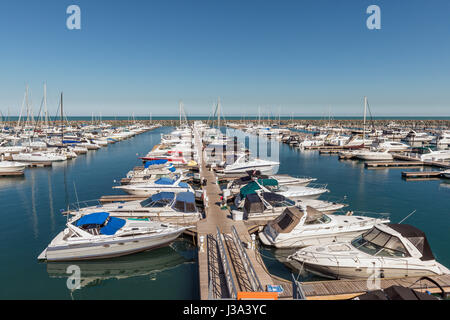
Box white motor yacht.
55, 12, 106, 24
355, 150, 393, 161
114, 175, 193, 196
259, 206, 389, 248
233, 191, 346, 221
38, 211, 189, 261
420, 149, 450, 162
287, 224, 450, 279
0, 160, 27, 174
217, 154, 279, 176
12, 151, 66, 162
374, 140, 410, 152
68, 192, 202, 223
238, 179, 329, 201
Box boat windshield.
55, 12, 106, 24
304, 214, 331, 225
139, 197, 171, 208
268, 185, 288, 192
268, 197, 295, 208
351, 228, 410, 258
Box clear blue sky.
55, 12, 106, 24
0, 0, 449, 116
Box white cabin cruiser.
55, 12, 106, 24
114, 175, 193, 196
373, 140, 410, 152
0, 160, 27, 173
225, 173, 316, 197
12, 151, 67, 162
38, 211, 189, 261
287, 224, 450, 279
68, 192, 201, 223
355, 150, 393, 161
233, 191, 346, 221
259, 206, 389, 248
420, 149, 450, 162
239, 179, 329, 201
217, 155, 279, 176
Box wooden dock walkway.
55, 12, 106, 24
300, 274, 450, 300
194, 128, 290, 300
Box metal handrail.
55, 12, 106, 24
291, 274, 306, 300
216, 227, 238, 299
230, 226, 264, 292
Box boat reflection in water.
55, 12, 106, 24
45, 242, 194, 289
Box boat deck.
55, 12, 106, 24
300, 274, 450, 300
195, 129, 291, 300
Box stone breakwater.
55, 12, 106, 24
3, 118, 449, 129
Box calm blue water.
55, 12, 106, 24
1, 127, 449, 298
0, 127, 198, 299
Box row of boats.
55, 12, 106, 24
0, 123, 159, 175
38, 121, 449, 283
222, 122, 450, 280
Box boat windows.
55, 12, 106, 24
304, 214, 331, 225
351, 228, 410, 258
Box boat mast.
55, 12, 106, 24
179, 100, 182, 127
217, 97, 221, 130
363, 96, 367, 147
44, 82, 48, 128
61, 92, 64, 145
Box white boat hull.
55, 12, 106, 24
39, 229, 184, 261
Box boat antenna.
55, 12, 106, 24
398, 209, 417, 224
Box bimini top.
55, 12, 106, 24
268, 207, 304, 233
155, 177, 176, 185
173, 192, 196, 213
144, 159, 169, 168
100, 216, 126, 235
387, 224, 435, 261
239, 179, 278, 198
76, 212, 109, 227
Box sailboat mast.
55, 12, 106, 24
363, 96, 367, 146
217, 97, 221, 129
179, 101, 182, 127
61, 92, 64, 144
44, 82, 48, 127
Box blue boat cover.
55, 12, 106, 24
176, 192, 195, 203
168, 166, 176, 172
76, 212, 109, 227
100, 216, 126, 235
152, 192, 175, 202
178, 182, 189, 188
155, 177, 175, 185
144, 159, 169, 168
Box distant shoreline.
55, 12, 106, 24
2, 116, 450, 121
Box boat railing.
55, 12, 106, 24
333, 210, 391, 220
230, 225, 264, 292
67, 199, 103, 212
315, 194, 349, 205
216, 227, 238, 299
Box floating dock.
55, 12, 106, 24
299, 274, 450, 300
365, 161, 425, 168
194, 129, 292, 300
401, 171, 445, 179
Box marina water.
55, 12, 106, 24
0, 127, 449, 298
